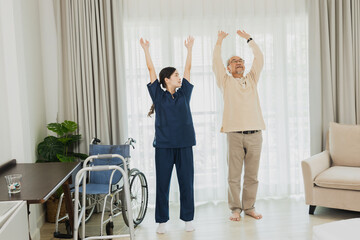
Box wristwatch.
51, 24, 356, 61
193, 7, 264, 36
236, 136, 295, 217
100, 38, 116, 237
247, 37, 253, 43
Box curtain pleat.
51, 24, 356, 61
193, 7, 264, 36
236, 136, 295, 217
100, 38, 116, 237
310, 0, 360, 149
55, 0, 127, 154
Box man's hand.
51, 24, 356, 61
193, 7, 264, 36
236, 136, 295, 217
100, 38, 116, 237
140, 38, 150, 50
216, 31, 228, 45
217, 31, 229, 40
237, 30, 251, 40
185, 36, 195, 49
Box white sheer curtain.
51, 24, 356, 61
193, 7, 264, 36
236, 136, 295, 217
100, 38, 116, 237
122, 0, 309, 205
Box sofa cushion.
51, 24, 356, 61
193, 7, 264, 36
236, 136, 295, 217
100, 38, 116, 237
314, 166, 360, 191
329, 122, 360, 167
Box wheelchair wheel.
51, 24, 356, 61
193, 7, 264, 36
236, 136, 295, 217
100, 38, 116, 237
122, 169, 148, 227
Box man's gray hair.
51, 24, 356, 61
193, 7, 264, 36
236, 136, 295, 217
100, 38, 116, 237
227, 55, 237, 66
227, 55, 244, 66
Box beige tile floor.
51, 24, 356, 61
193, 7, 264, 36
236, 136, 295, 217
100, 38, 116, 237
40, 197, 360, 240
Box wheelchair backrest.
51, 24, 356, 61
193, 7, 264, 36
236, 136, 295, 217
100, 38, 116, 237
88, 144, 130, 185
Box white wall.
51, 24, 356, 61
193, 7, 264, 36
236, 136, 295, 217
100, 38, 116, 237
0, 0, 47, 165
0, 19, 12, 164
0, 0, 29, 165
0, 0, 58, 239
39, 0, 59, 124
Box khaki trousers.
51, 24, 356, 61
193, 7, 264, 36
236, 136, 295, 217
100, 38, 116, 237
226, 131, 262, 213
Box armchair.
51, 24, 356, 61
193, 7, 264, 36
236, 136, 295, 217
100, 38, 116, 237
302, 122, 360, 214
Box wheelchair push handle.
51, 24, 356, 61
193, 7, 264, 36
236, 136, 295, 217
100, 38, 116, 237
90, 137, 101, 145
125, 138, 136, 149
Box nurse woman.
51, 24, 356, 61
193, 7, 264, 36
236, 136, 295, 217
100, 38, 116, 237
140, 36, 196, 234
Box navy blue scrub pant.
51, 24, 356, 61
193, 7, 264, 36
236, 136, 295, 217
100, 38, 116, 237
155, 147, 194, 223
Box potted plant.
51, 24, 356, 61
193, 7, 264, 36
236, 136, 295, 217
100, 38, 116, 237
37, 120, 88, 163
37, 120, 88, 222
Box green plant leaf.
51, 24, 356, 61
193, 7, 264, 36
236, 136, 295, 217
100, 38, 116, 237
58, 137, 73, 145
37, 136, 64, 162
73, 152, 88, 160
69, 134, 81, 143
62, 120, 78, 133
57, 154, 75, 162
58, 134, 81, 147
47, 123, 67, 136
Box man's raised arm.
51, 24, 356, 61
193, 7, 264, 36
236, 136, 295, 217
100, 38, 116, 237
237, 30, 264, 83
212, 31, 229, 89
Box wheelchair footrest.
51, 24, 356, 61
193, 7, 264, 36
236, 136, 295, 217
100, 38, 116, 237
53, 232, 73, 239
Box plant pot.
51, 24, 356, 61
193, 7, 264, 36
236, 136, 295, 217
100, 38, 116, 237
46, 196, 67, 223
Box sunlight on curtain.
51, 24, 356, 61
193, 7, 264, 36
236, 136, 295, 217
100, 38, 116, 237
121, 0, 309, 205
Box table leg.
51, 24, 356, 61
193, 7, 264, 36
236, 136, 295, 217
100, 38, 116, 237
62, 178, 74, 235
27, 202, 31, 240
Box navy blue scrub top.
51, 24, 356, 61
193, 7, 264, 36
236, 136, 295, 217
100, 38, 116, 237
147, 78, 196, 148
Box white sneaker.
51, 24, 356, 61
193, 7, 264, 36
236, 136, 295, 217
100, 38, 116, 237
156, 223, 167, 234
185, 221, 195, 232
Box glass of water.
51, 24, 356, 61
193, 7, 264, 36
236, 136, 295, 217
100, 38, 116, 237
5, 174, 22, 194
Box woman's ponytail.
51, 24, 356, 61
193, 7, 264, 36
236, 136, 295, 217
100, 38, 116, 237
148, 104, 155, 117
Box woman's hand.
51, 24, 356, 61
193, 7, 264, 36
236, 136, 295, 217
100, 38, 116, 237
184, 36, 195, 49
184, 36, 194, 81
140, 38, 150, 50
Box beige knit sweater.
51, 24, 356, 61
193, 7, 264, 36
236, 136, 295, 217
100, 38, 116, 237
212, 40, 266, 133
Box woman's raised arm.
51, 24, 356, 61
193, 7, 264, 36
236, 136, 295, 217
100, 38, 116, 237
140, 38, 157, 83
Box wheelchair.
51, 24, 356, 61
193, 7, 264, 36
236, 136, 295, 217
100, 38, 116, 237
54, 138, 148, 238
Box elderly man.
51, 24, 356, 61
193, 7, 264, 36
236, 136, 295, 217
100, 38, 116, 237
212, 30, 265, 221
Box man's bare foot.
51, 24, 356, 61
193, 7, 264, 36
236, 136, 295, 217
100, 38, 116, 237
245, 210, 262, 220
229, 212, 241, 221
